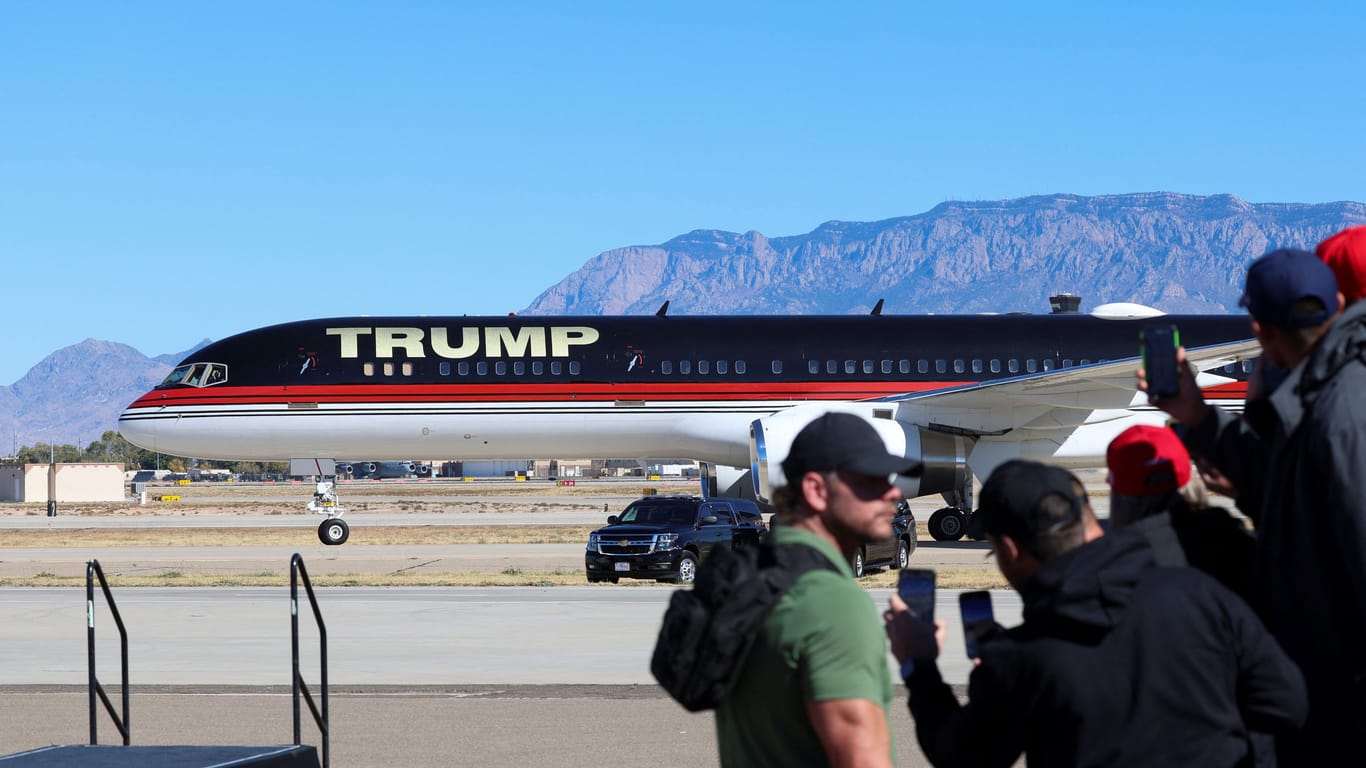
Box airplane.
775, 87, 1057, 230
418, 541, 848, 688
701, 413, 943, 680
117, 302, 1259, 545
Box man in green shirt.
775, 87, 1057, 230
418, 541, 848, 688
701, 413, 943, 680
717, 412, 919, 767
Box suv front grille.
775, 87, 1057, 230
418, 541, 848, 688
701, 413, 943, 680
595, 535, 662, 555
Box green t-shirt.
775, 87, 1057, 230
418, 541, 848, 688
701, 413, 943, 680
715, 526, 895, 767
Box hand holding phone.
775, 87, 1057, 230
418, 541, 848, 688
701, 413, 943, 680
898, 568, 936, 621
959, 590, 995, 659
1141, 325, 1181, 401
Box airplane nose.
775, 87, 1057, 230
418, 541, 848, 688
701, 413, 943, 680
118, 406, 158, 451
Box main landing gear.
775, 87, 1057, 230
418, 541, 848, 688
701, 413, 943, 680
307, 479, 350, 545
925, 481, 986, 542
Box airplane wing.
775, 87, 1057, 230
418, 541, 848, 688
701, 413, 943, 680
874, 338, 1260, 437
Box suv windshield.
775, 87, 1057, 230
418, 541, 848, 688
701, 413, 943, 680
618, 500, 699, 526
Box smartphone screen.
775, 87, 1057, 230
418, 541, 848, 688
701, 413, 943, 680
1141, 325, 1181, 400
898, 568, 936, 621
959, 590, 994, 659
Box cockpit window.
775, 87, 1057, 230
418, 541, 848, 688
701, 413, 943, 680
159, 362, 228, 388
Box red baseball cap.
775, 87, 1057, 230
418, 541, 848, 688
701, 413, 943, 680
1106, 424, 1192, 497
1317, 225, 1366, 304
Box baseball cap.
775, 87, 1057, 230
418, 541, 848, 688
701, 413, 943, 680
974, 460, 1083, 543
1106, 424, 1191, 497
1239, 248, 1339, 328
781, 412, 922, 480
1317, 226, 1366, 305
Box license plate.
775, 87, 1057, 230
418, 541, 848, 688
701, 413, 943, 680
614, 562, 630, 572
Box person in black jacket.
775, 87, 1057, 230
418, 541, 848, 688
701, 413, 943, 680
1105, 423, 1255, 597
884, 460, 1306, 768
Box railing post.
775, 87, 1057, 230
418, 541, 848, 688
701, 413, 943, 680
291, 553, 329, 768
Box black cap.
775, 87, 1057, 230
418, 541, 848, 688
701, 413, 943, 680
973, 460, 1082, 542
781, 412, 922, 480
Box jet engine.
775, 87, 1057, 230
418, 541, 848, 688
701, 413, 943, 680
748, 407, 971, 505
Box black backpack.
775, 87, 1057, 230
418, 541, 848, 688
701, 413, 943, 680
650, 538, 840, 711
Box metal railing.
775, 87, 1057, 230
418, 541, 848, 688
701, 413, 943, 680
86, 559, 130, 745
291, 553, 330, 768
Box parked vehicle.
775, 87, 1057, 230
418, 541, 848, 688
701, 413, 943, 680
585, 495, 766, 584
850, 500, 918, 577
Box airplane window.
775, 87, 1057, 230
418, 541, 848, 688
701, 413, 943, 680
1061, 359, 1072, 368
717, 360, 728, 374
662, 361, 673, 374
954, 359, 965, 374
1008, 360, 1019, 373
774, 361, 785, 375
680, 360, 691, 374
458, 361, 470, 376
1042, 360, 1055, 371
514, 361, 525, 375
477, 362, 488, 376
185, 365, 205, 387
161, 366, 191, 386
363, 362, 375, 377
699, 360, 710, 374
935, 360, 946, 374
845, 360, 856, 374
863, 360, 874, 374
882, 360, 892, 374
900, 360, 910, 374
1080, 359, 1090, 365
532, 361, 544, 375
1244, 360, 1254, 373
972, 359, 983, 373
569, 361, 581, 375
918, 360, 928, 374
205, 365, 226, 385
551, 361, 562, 375
402, 362, 414, 376
1026, 360, 1038, 373
440, 362, 451, 376
495, 361, 507, 376
808, 360, 819, 374
990, 359, 1001, 373
736, 360, 747, 374
827, 360, 837, 375
384, 362, 395, 376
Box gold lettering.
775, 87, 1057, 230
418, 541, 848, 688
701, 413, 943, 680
375, 327, 426, 358
550, 326, 600, 357
326, 327, 372, 359
431, 327, 481, 359
485, 327, 546, 358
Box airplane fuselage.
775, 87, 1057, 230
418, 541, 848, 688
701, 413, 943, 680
118, 312, 1252, 467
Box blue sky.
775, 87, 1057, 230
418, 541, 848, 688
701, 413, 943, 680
2, 2, 1362, 385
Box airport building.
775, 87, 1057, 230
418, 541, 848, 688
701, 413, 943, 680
0, 462, 125, 503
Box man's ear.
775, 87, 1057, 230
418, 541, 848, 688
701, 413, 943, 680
799, 470, 831, 513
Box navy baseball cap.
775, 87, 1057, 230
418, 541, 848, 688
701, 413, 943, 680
1239, 248, 1339, 328
782, 412, 922, 480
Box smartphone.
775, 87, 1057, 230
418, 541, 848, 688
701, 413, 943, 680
959, 590, 995, 659
1141, 325, 1181, 400
897, 568, 936, 621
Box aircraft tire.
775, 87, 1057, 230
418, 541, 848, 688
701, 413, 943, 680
318, 518, 350, 546
928, 508, 966, 542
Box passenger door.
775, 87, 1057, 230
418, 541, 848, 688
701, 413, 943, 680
697, 502, 737, 559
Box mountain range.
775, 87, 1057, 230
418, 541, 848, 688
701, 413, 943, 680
5, 192, 1365, 454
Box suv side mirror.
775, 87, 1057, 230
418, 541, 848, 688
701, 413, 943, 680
698, 515, 719, 526
607, 515, 620, 525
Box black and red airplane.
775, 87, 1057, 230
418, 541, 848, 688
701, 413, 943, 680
118, 301, 1257, 544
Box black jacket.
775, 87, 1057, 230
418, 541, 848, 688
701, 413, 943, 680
906, 532, 1306, 768
1186, 299, 1366, 764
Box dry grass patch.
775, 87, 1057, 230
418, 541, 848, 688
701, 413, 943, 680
0, 525, 598, 548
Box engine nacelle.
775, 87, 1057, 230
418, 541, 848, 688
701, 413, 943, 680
749, 407, 971, 504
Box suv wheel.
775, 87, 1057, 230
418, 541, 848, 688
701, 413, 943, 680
677, 551, 699, 583
852, 548, 866, 578
897, 538, 912, 569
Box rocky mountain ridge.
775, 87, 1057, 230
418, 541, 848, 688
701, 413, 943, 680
5, 192, 1365, 453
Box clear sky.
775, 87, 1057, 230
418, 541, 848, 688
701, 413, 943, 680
2, 2, 1362, 386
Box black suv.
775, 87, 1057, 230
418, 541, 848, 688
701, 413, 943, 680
585, 495, 767, 584
851, 500, 918, 577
